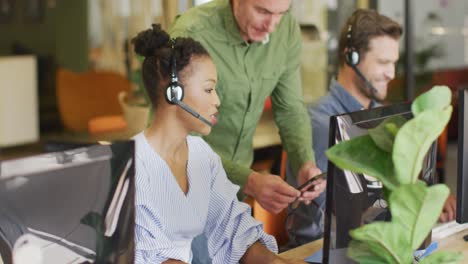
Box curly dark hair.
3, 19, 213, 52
131, 24, 210, 107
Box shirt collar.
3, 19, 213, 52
221, 0, 270, 46
329, 78, 380, 112
261, 34, 270, 44
221, 0, 246, 45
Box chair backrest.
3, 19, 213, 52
56, 69, 132, 132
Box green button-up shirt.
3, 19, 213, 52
170, 0, 315, 197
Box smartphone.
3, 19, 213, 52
297, 172, 327, 192
290, 172, 327, 209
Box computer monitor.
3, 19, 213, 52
457, 88, 468, 223
322, 103, 437, 264
0, 141, 135, 264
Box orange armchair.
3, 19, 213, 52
56, 69, 131, 133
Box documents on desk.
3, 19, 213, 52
432, 220, 468, 240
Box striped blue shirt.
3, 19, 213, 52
133, 133, 278, 263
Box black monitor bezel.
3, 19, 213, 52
457, 88, 468, 223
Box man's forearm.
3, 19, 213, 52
274, 96, 315, 177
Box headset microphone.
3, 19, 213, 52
350, 64, 378, 94
165, 39, 213, 127
173, 99, 213, 127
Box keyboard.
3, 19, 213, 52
432, 220, 468, 240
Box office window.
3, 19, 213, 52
194, 0, 212, 6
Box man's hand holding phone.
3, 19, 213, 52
294, 162, 327, 208
297, 172, 327, 192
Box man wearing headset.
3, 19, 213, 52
307, 8, 402, 175
286, 8, 457, 247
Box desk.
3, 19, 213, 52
437, 228, 468, 260
279, 239, 323, 260
279, 228, 468, 261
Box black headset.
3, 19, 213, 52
162, 38, 213, 127
345, 25, 360, 66
165, 39, 184, 104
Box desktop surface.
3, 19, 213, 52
279, 227, 468, 263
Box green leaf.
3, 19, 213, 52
412, 85, 452, 116
385, 123, 399, 137
419, 251, 464, 264
392, 106, 452, 184
389, 181, 450, 249
347, 240, 394, 264
349, 222, 413, 264
326, 135, 399, 190
368, 116, 408, 152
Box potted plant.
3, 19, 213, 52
119, 58, 151, 134
325, 86, 463, 263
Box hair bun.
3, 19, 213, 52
132, 24, 170, 57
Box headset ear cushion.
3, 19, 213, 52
173, 84, 184, 101
346, 49, 360, 66
165, 83, 184, 104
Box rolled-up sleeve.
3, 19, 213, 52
204, 152, 278, 263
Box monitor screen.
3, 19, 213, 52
0, 141, 135, 264
457, 88, 468, 223
322, 103, 437, 264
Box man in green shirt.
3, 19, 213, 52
170, 0, 325, 214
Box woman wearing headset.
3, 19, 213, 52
132, 24, 305, 264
